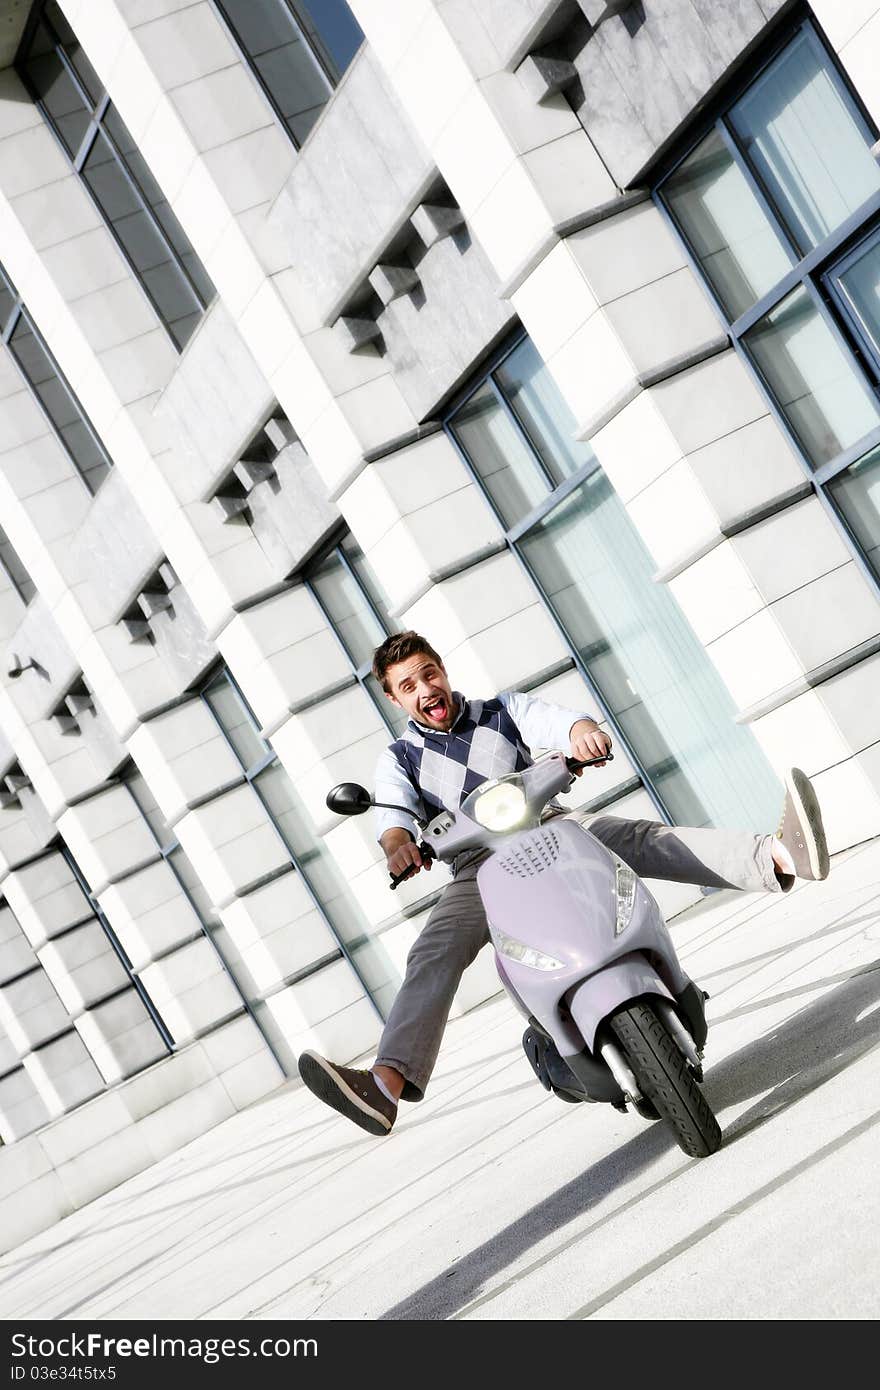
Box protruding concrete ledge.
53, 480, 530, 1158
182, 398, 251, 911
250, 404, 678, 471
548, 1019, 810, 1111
574, 335, 731, 444
515, 52, 579, 103
261, 674, 360, 741
653, 483, 815, 585
518, 657, 577, 692
639, 335, 730, 390
735, 635, 880, 726
328, 423, 445, 504
498, 189, 651, 300
394, 541, 510, 618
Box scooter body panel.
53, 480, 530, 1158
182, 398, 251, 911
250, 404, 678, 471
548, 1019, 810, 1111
478, 819, 690, 1053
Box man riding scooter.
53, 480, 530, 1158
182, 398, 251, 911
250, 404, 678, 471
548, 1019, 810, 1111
298, 631, 830, 1135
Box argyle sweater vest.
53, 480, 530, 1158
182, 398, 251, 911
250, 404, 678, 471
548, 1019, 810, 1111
389, 697, 534, 820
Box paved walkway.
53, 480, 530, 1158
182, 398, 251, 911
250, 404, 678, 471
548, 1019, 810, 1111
2, 838, 880, 1321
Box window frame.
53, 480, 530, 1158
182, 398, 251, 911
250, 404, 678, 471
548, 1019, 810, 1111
16, 2, 215, 353
302, 528, 401, 738
652, 11, 880, 597
0, 263, 112, 496
200, 664, 386, 1022
58, 840, 175, 1055
0, 525, 36, 606
442, 331, 671, 825
211, 0, 363, 152
122, 760, 291, 1072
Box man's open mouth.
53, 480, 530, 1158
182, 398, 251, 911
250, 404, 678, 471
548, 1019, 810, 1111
421, 696, 449, 722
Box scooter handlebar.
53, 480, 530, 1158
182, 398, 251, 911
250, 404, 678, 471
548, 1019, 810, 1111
389, 842, 436, 890
388, 755, 612, 888
565, 751, 614, 771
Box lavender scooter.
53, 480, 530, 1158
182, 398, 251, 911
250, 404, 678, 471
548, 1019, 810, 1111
327, 750, 722, 1158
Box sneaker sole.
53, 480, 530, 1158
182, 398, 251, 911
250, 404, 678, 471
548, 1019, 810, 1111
297, 1052, 393, 1136
785, 767, 830, 881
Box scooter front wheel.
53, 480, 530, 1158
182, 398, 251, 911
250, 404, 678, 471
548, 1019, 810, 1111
609, 1001, 722, 1158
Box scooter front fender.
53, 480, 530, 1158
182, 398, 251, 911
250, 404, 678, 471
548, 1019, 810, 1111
566, 953, 674, 1053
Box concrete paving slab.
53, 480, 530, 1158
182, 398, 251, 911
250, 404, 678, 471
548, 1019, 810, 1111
1, 838, 880, 1321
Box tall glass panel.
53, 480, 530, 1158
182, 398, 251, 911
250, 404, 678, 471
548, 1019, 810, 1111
21, 22, 91, 155
494, 337, 597, 485
18, 8, 215, 352
82, 132, 202, 350
216, 0, 334, 146
745, 286, 880, 467
203, 675, 266, 769
43, 0, 102, 100
204, 671, 400, 1015
519, 475, 782, 829
8, 314, 110, 492
449, 337, 783, 830
663, 128, 795, 317
103, 106, 215, 311
310, 550, 386, 668
340, 533, 395, 631
829, 227, 880, 369
830, 444, 880, 582
0, 527, 35, 605
296, 0, 363, 77
450, 382, 550, 527
255, 763, 387, 995
731, 30, 880, 252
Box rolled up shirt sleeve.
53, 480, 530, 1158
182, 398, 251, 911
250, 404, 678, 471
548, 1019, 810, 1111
373, 746, 424, 842
500, 691, 598, 753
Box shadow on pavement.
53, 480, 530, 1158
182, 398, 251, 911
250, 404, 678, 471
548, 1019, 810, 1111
379, 957, 880, 1320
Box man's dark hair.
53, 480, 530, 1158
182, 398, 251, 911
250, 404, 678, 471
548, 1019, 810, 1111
372, 632, 443, 692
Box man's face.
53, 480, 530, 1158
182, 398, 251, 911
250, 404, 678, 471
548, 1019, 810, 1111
384, 651, 456, 731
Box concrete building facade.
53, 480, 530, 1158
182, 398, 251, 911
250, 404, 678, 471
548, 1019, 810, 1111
0, 0, 879, 1251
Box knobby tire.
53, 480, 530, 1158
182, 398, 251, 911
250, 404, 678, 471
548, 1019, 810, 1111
610, 1001, 722, 1158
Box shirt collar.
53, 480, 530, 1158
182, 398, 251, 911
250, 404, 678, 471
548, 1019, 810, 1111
408, 691, 467, 736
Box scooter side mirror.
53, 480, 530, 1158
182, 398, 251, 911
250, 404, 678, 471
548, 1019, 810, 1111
326, 782, 373, 816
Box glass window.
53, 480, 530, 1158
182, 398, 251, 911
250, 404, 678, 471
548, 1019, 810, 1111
659, 20, 880, 600
21, 22, 92, 156
18, 4, 214, 352
744, 286, 880, 468
830, 444, 880, 583
7, 313, 111, 491
519, 474, 781, 828
663, 128, 794, 318
451, 383, 550, 527
203, 674, 267, 769
0, 260, 111, 494
310, 550, 386, 669
59, 844, 173, 1056
204, 669, 399, 1018
447, 336, 783, 831
494, 337, 596, 486
827, 226, 880, 371
0, 527, 36, 605
296, 0, 363, 76
304, 533, 407, 735
215, 0, 363, 147
81, 131, 203, 351
730, 31, 880, 253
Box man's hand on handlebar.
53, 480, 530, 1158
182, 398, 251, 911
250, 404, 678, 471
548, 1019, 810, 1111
569, 719, 612, 773
387, 838, 432, 882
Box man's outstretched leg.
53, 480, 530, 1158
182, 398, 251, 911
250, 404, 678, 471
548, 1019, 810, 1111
580, 767, 829, 893
298, 862, 490, 1135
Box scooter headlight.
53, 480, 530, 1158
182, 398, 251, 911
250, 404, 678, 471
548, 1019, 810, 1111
472, 778, 528, 832
496, 927, 564, 971
615, 862, 637, 936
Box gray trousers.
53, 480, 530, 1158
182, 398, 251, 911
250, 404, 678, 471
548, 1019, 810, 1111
374, 811, 783, 1101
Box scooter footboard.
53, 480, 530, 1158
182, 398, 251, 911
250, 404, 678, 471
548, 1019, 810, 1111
566, 953, 674, 1052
